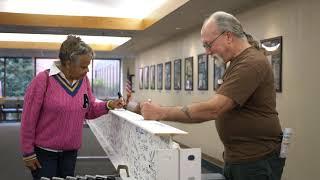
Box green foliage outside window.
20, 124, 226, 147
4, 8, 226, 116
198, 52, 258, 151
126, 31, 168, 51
4, 58, 34, 97
0, 58, 4, 96
0, 57, 120, 98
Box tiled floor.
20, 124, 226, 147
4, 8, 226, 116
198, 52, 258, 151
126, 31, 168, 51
75, 158, 117, 176
75, 158, 223, 177
201, 159, 223, 174
0, 122, 223, 179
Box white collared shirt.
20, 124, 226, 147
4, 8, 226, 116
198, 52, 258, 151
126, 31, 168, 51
49, 61, 77, 86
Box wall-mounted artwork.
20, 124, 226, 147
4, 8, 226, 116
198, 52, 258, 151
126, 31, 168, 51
198, 54, 208, 90
173, 59, 181, 90
143, 66, 149, 89
139, 68, 143, 89
213, 57, 226, 90
260, 36, 283, 92
157, 63, 163, 90
150, 65, 155, 90
165, 61, 171, 90
184, 57, 193, 91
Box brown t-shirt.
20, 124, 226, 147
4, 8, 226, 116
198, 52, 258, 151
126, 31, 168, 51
216, 47, 282, 163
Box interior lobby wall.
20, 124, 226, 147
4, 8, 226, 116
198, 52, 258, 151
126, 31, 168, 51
133, 0, 319, 179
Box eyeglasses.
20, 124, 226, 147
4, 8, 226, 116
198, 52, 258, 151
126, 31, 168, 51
202, 31, 226, 49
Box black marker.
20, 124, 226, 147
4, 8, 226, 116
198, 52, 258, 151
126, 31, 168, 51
117, 92, 122, 99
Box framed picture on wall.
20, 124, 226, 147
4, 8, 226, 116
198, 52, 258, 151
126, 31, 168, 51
260, 36, 283, 92
198, 54, 208, 90
213, 57, 226, 90
157, 63, 163, 90
184, 56, 193, 91
139, 67, 143, 89
150, 65, 155, 90
143, 66, 149, 89
165, 61, 171, 90
173, 59, 181, 90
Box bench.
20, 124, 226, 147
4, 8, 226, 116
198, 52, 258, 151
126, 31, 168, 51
0, 97, 23, 121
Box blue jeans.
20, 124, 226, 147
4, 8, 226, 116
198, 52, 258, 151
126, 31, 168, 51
223, 149, 286, 180
31, 147, 78, 180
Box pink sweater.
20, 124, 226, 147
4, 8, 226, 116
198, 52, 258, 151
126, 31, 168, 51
20, 71, 108, 157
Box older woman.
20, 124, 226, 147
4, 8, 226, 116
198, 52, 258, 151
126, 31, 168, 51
20, 35, 125, 180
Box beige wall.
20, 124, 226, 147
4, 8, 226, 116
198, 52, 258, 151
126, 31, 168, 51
125, 29, 225, 159
126, 0, 319, 179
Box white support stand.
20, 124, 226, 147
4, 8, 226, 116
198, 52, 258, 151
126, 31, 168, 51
87, 109, 201, 180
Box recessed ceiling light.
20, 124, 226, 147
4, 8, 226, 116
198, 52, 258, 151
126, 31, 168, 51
0, 33, 131, 51
0, 33, 131, 45
0, 0, 168, 19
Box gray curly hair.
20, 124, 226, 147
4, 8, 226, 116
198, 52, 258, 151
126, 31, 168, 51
58, 35, 94, 65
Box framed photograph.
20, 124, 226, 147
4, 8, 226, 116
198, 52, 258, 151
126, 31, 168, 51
150, 65, 155, 90
184, 57, 193, 91
157, 63, 163, 90
213, 57, 226, 90
143, 66, 149, 89
260, 36, 282, 92
173, 59, 181, 90
138, 68, 143, 89
165, 61, 171, 90
198, 54, 208, 90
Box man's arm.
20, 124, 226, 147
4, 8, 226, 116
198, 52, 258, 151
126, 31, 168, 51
141, 94, 236, 123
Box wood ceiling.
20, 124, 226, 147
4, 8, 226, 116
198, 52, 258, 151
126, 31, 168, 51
0, 0, 275, 58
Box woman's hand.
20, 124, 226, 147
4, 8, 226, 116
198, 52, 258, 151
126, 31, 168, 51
23, 157, 42, 171
107, 98, 126, 109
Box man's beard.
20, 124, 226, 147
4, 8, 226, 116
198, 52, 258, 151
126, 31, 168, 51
213, 54, 225, 67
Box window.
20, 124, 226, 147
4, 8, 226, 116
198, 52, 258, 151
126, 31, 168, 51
0, 58, 4, 96
35, 58, 93, 81
0, 57, 120, 99
35, 58, 57, 74
5, 57, 34, 97
92, 59, 120, 99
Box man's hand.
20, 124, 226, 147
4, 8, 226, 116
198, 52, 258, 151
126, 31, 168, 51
140, 102, 165, 120
23, 158, 42, 171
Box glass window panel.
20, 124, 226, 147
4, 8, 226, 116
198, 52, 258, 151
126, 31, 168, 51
35, 58, 57, 74
92, 59, 120, 99
5, 57, 34, 97
0, 58, 4, 97
87, 60, 93, 83
36, 58, 92, 82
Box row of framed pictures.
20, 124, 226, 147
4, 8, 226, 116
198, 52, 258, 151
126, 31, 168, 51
137, 36, 283, 92
138, 53, 226, 91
